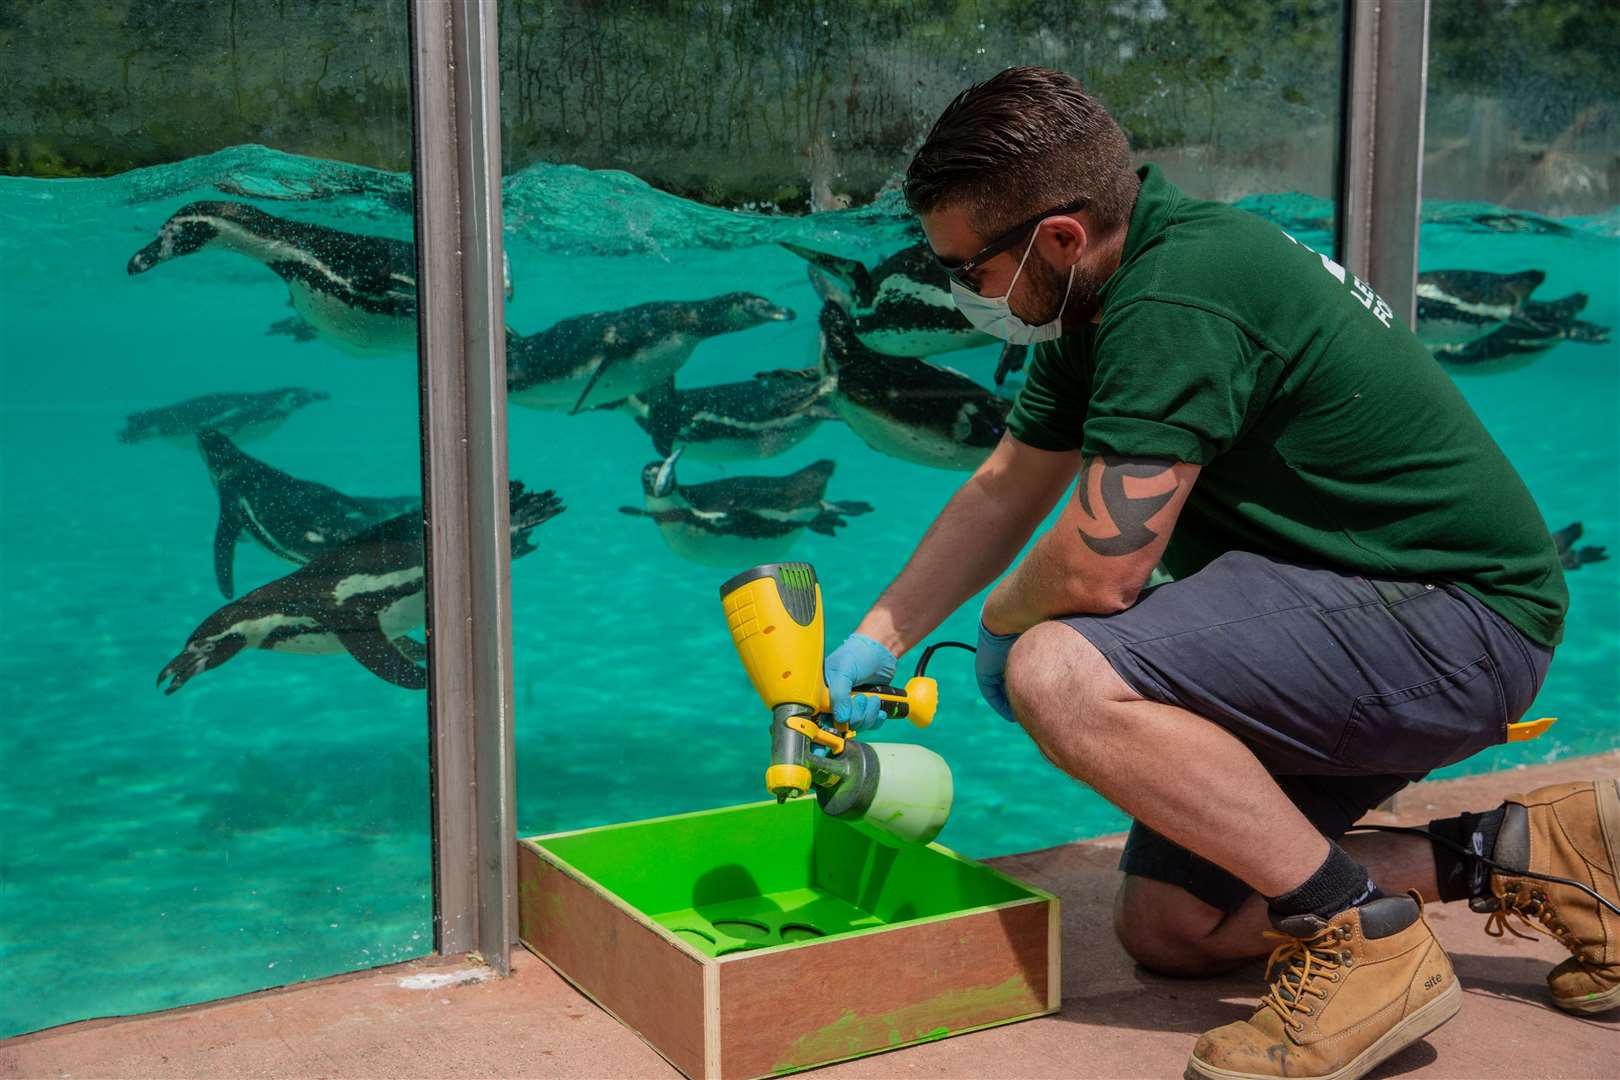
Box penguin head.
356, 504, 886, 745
700, 293, 796, 334
157, 624, 249, 695
281, 387, 332, 412
127, 200, 270, 274
640, 447, 684, 499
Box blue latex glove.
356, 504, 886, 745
975, 618, 1022, 722
823, 632, 898, 732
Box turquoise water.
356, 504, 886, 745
1, 146, 1615, 1036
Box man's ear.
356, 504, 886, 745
1037, 214, 1087, 267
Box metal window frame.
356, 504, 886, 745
1337, 0, 1432, 328
408, 0, 515, 974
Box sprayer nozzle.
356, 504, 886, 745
775, 792, 789, 804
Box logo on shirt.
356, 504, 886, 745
1281, 231, 1396, 329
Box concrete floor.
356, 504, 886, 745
5, 753, 1617, 1079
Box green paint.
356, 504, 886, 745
527, 799, 1047, 959
771, 976, 1035, 1073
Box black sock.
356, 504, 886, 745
1266, 841, 1383, 921
1428, 806, 1506, 903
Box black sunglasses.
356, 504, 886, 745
934, 197, 1089, 293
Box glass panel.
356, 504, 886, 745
1420, 0, 1620, 772
1, 2, 430, 1035
499, 3, 1346, 854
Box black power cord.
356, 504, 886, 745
913, 640, 976, 680
1347, 823, 1620, 917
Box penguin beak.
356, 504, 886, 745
764, 304, 795, 322
127, 236, 167, 275
156, 647, 206, 695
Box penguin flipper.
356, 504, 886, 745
392, 636, 428, 664
336, 622, 428, 690
266, 315, 318, 343
807, 500, 874, 536
568, 357, 610, 415
212, 504, 245, 599
1575, 545, 1609, 568
993, 343, 1029, 386
1550, 521, 1583, 556
756, 367, 822, 382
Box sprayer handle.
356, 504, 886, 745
851, 678, 937, 729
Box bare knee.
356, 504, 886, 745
1004, 621, 1133, 742
1112, 876, 1252, 978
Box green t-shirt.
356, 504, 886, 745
1008, 164, 1568, 647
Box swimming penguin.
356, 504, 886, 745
118, 387, 328, 446
259, 256, 513, 344
157, 482, 564, 693
1415, 269, 1545, 347
506, 293, 795, 414
618, 451, 871, 568
609, 371, 838, 461
782, 241, 1029, 385
1433, 293, 1610, 374
812, 302, 1010, 471
1552, 521, 1608, 572
128, 201, 521, 357
197, 429, 419, 598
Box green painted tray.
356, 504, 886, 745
519, 798, 1059, 1079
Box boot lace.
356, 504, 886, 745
1484, 881, 1579, 955
1260, 923, 1350, 1032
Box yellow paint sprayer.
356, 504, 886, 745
721, 562, 961, 846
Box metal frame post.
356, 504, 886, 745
408, 0, 515, 973
1338, 0, 1431, 329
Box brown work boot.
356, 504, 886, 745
1477, 778, 1620, 1014
1186, 895, 1460, 1080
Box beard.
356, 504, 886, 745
1012, 253, 1106, 331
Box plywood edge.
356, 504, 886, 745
1046, 896, 1062, 1012
703, 961, 722, 1079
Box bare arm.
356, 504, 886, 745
983, 454, 1200, 633
855, 435, 1081, 656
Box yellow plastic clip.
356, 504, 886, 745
1506, 716, 1556, 742
785, 714, 847, 755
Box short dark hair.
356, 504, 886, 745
905, 67, 1138, 237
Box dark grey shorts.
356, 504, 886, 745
1058, 549, 1555, 914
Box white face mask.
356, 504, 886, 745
949, 228, 1075, 345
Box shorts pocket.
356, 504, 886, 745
1334, 655, 1507, 777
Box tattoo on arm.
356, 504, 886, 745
1074, 455, 1178, 556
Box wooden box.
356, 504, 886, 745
517, 798, 1058, 1079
